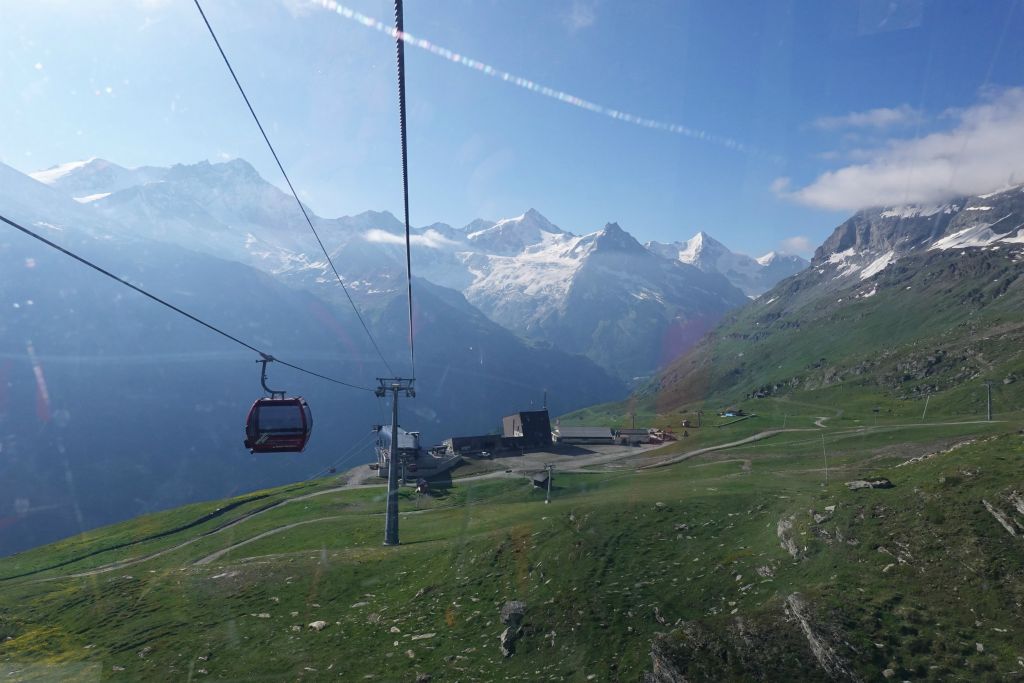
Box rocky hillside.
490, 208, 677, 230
642, 186, 1024, 413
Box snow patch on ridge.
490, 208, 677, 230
879, 204, 952, 219
73, 192, 111, 204
826, 248, 856, 264
29, 159, 97, 185
859, 251, 895, 279
930, 215, 1014, 250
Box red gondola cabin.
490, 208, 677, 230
244, 397, 312, 453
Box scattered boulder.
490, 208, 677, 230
845, 478, 893, 491
500, 601, 527, 627
498, 600, 527, 657
499, 627, 520, 657
810, 509, 830, 524
308, 621, 327, 631
777, 516, 801, 559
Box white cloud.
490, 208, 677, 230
813, 104, 922, 131
364, 228, 457, 250
564, 0, 597, 32
780, 88, 1024, 211
779, 236, 812, 256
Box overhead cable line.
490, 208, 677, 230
192, 0, 395, 377
0, 213, 375, 394
394, 0, 417, 379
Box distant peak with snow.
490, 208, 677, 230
29, 158, 101, 185
645, 231, 806, 297
465, 208, 565, 255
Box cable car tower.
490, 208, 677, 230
376, 378, 415, 545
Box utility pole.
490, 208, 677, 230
544, 463, 554, 504
375, 378, 415, 546
697, 410, 703, 429
821, 432, 828, 487
984, 380, 993, 421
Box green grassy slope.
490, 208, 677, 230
564, 247, 1024, 429
2, 413, 1022, 681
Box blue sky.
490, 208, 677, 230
2, 0, 1023, 257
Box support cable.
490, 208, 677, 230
193, 0, 394, 377
394, 0, 416, 379
0, 213, 374, 393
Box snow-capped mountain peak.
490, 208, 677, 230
646, 232, 806, 297
465, 208, 564, 255
580, 221, 648, 255
675, 233, 733, 268
462, 217, 496, 233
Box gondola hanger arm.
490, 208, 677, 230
258, 356, 285, 399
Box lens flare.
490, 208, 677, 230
26, 341, 51, 422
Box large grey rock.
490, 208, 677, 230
845, 478, 894, 490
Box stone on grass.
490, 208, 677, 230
845, 478, 894, 491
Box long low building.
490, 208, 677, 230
445, 434, 502, 455
618, 428, 654, 444
553, 426, 614, 444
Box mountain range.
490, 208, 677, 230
32, 157, 788, 380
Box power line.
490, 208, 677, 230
394, 0, 417, 379
0, 212, 374, 394
192, 0, 395, 377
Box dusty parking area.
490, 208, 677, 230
448, 442, 666, 478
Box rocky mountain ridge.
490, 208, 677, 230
32, 157, 764, 380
